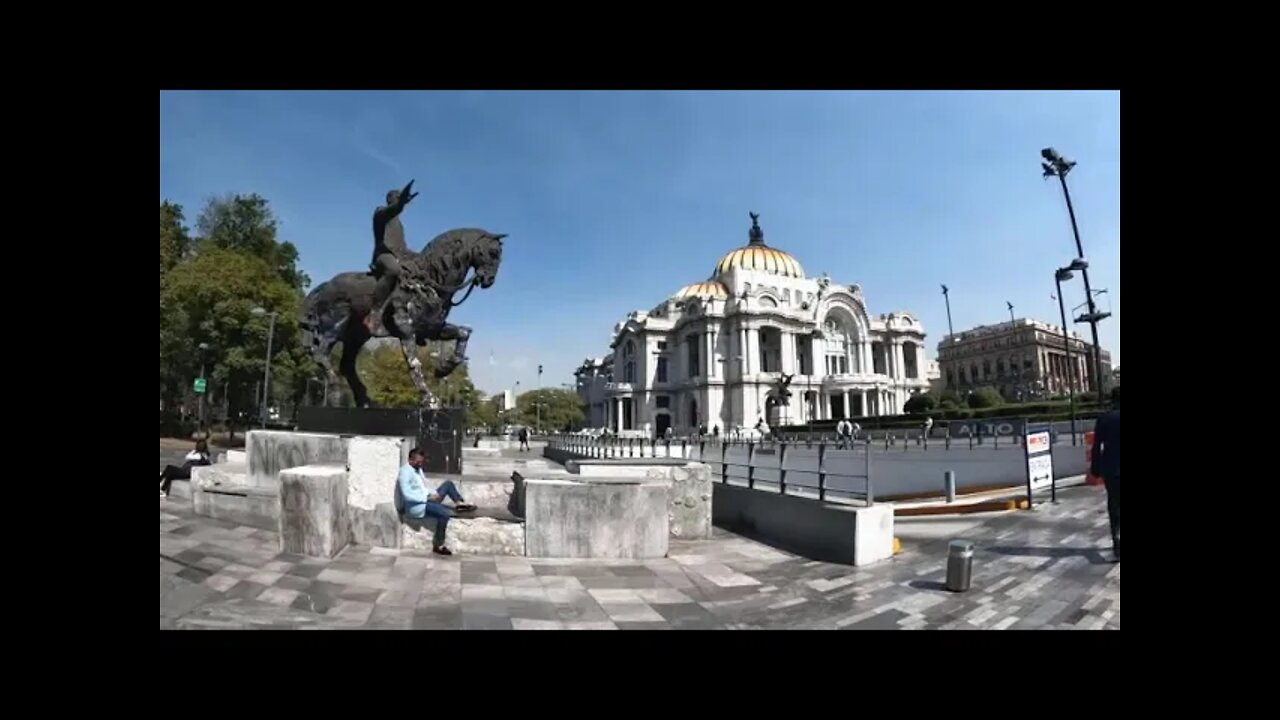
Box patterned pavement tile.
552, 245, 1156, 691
161, 485, 1119, 630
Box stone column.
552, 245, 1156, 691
893, 339, 906, 381
707, 331, 715, 379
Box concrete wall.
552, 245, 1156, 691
712, 484, 893, 566
247, 430, 348, 489
524, 479, 669, 559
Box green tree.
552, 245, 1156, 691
516, 388, 585, 432
967, 386, 1004, 409
356, 342, 491, 427
471, 395, 503, 432
160, 201, 191, 283
160, 245, 302, 427
903, 393, 937, 414
196, 193, 310, 291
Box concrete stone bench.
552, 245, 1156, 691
400, 507, 525, 556
190, 466, 279, 532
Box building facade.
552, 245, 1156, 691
936, 318, 1112, 400
575, 215, 931, 437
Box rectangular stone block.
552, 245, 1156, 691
525, 479, 668, 559
848, 503, 894, 566
247, 430, 348, 489
651, 463, 713, 540
401, 517, 525, 556
278, 464, 351, 558
346, 436, 411, 511
192, 484, 280, 531
351, 502, 402, 549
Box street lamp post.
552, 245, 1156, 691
1041, 147, 1111, 403
1054, 259, 1088, 445
252, 307, 278, 428
940, 284, 955, 337
536, 364, 543, 433
196, 342, 210, 430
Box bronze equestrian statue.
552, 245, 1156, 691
300, 180, 506, 409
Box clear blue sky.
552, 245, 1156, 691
160, 90, 1120, 395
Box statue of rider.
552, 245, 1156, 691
365, 179, 420, 334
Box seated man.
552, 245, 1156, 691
395, 447, 476, 556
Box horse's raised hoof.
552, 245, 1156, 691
434, 361, 460, 379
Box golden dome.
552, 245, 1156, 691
672, 280, 730, 300
712, 212, 805, 279
713, 245, 805, 279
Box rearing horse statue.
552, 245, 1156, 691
300, 227, 506, 408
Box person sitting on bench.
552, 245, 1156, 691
159, 439, 211, 498
395, 447, 476, 556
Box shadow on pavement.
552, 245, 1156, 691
983, 545, 1112, 565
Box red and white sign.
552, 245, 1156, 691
1026, 431, 1051, 453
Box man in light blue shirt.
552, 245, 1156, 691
395, 447, 476, 555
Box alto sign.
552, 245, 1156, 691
947, 418, 1026, 438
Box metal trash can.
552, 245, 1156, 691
946, 540, 974, 592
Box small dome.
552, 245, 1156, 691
672, 280, 729, 300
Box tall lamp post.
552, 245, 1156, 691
1054, 259, 1088, 445
536, 364, 543, 433
940, 284, 955, 336
196, 342, 210, 430
251, 307, 278, 428
1041, 147, 1111, 403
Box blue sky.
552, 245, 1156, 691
160, 90, 1120, 395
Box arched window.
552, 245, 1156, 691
824, 315, 853, 375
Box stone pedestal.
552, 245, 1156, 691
278, 464, 351, 558
525, 479, 669, 559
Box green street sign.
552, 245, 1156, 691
194, 378, 207, 394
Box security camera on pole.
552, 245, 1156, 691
1041, 147, 1111, 403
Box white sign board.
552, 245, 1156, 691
1027, 453, 1054, 490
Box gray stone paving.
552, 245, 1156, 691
160, 486, 1119, 630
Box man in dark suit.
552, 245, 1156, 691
1090, 387, 1121, 561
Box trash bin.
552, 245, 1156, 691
946, 540, 974, 592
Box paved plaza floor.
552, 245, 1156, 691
160, 483, 1119, 630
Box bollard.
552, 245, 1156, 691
944, 470, 956, 503
945, 540, 974, 592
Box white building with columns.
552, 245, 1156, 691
575, 214, 931, 437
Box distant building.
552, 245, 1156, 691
495, 389, 517, 412
925, 360, 943, 394
575, 214, 930, 437
937, 318, 1112, 400
574, 357, 613, 429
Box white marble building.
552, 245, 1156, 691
574, 215, 931, 437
